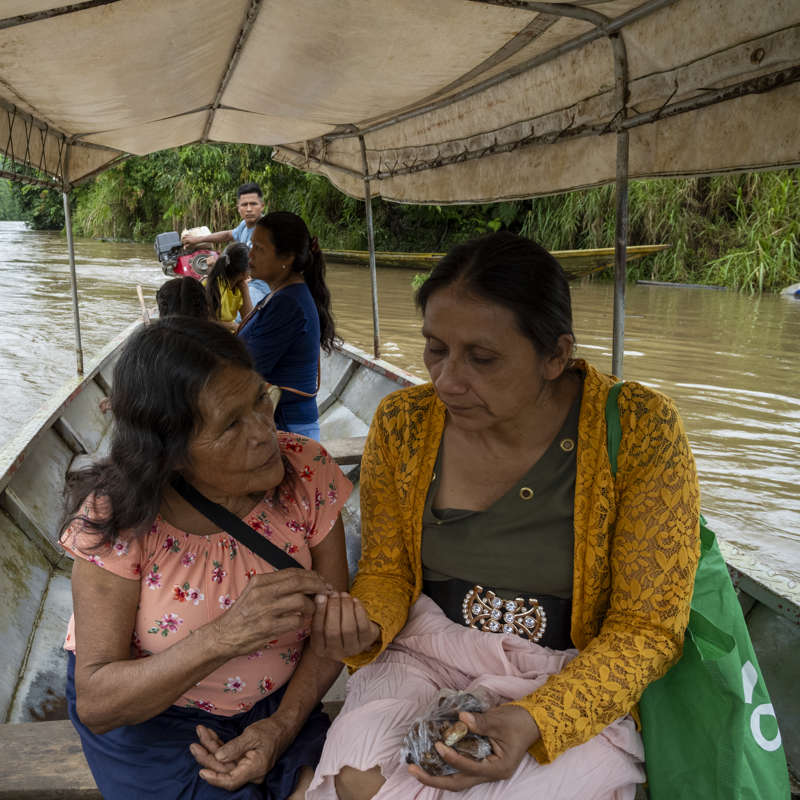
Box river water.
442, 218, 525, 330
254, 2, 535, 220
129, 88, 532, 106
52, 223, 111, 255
1, 220, 798, 580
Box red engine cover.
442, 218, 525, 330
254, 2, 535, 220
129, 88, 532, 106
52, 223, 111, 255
174, 250, 215, 280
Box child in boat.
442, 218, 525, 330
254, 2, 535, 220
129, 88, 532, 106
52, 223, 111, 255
204, 242, 253, 331
155, 276, 211, 319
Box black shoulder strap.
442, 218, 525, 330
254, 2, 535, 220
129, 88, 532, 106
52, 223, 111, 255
170, 474, 303, 570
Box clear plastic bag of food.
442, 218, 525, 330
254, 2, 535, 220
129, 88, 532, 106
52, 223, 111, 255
401, 688, 495, 776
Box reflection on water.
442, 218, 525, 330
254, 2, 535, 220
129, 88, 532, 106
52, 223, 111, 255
1, 220, 798, 578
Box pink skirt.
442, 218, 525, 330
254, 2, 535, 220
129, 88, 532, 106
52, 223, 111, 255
308, 595, 645, 799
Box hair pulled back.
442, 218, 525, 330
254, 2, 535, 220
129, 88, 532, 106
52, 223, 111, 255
62, 317, 254, 547
205, 242, 250, 320
256, 212, 336, 352
156, 276, 210, 319
415, 231, 574, 358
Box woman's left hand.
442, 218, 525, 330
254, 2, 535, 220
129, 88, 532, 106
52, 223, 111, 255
408, 705, 541, 791
191, 717, 292, 791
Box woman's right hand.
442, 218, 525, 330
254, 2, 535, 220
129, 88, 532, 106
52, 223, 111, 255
212, 568, 331, 656
309, 591, 381, 661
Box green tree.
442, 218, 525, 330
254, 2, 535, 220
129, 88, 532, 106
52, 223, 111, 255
8, 181, 65, 229
0, 179, 23, 220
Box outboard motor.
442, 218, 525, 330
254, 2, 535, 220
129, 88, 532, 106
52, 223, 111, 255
154, 228, 216, 280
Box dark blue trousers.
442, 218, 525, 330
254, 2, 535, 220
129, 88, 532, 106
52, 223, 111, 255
66, 653, 329, 799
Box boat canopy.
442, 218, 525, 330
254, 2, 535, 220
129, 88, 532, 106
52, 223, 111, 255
1, 0, 798, 201
2, 0, 798, 373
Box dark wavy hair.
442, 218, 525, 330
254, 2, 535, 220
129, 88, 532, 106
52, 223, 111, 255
256, 212, 336, 352
156, 276, 210, 319
205, 242, 250, 320
415, 231, 574, 358
62, 317, 255, 547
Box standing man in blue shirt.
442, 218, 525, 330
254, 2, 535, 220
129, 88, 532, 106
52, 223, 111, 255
181, 182, 270, 304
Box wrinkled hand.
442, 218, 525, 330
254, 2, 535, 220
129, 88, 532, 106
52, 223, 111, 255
191, 718, 290, 791
309, 591, 380, 661
215, 568, 331, 656
408, 705, 540, 791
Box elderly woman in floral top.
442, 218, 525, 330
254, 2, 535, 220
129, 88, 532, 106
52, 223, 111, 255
60, 317, 352, 800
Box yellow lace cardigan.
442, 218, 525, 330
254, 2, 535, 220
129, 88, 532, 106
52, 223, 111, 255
346, 360, 700, 764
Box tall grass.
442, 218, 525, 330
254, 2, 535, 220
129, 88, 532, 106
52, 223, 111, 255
699, 172, 800, 292
516, 171, 799, 292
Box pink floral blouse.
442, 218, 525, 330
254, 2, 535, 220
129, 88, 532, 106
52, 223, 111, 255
62, 433, 352, 716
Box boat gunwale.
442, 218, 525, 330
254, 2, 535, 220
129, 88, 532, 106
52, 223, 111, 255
333, 340, 424, 389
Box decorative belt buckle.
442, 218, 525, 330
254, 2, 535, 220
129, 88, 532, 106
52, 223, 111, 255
461, 585, 547, 642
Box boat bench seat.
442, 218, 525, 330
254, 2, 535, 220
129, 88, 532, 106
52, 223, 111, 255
0, 719, 100, 799
0, 697, 350, 799
321, 435, 367, 465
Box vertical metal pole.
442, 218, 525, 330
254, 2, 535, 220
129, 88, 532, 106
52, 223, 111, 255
62, 189, 84, 376
359, 135, 381, 359
611, 129, 629, 378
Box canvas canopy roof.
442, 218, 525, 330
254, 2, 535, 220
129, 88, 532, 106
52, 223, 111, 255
1, 0, 798, 202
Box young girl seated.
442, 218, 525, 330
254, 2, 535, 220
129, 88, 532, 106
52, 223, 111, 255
204, 242, 253, 331
156, 276, 211, 319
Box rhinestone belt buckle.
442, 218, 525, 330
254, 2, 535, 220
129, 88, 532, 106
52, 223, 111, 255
461, 585, 547, 642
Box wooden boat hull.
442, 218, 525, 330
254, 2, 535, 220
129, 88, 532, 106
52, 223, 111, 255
0, 325, 797, 783
323, 245, 670, 279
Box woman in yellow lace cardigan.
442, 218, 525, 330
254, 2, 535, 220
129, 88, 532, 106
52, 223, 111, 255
308, 232, 700, 799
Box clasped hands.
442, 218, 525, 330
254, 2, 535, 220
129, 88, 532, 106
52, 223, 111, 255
191, 576, 378, 790
308, 590, 381, 661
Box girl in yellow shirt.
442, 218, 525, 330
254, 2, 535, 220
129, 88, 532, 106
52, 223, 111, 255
204, 242, 253, 331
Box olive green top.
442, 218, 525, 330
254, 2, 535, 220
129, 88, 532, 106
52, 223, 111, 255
421, 387, 581, 599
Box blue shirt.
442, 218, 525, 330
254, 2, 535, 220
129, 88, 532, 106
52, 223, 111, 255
238, 283, 320, 428
248, 279, 270, 306
232, 220, 255, 247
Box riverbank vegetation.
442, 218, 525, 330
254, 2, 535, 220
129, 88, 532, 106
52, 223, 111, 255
2, 144, 797, 292
0, 179, 22, 220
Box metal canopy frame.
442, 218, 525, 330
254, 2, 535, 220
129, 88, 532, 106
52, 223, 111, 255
1, 1, 795, 372
201, 0, 263, 143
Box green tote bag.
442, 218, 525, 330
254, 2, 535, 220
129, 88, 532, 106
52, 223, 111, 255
606, 382, 790, 800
